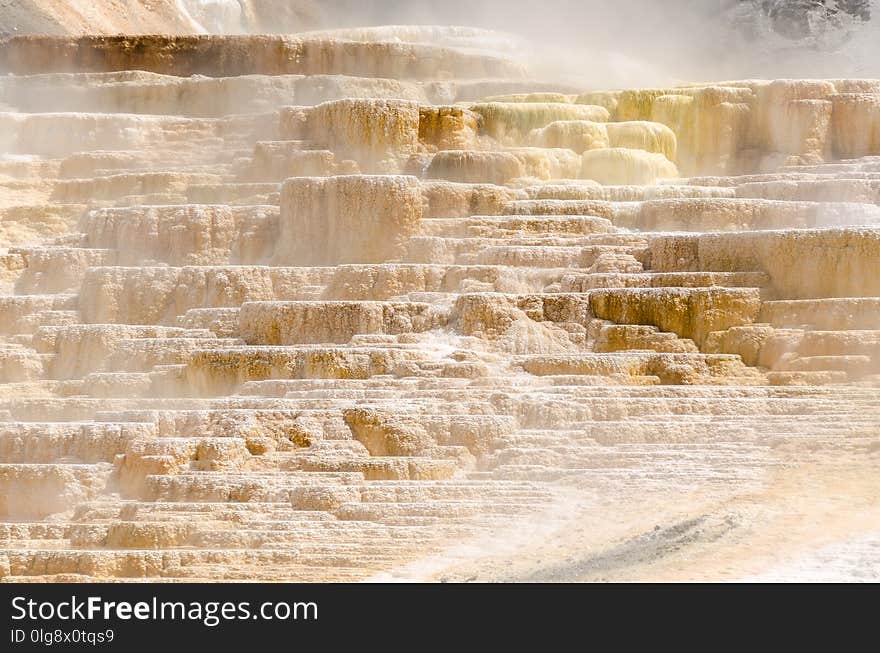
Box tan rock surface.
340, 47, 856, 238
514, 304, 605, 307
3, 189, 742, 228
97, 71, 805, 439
0, 25, 878, 583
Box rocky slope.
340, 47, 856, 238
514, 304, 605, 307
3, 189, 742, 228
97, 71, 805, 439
0, 26, 878, 581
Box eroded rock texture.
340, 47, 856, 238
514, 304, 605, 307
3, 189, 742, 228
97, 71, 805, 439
0, 27, 879, 582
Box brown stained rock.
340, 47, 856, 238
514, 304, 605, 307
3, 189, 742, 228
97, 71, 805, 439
0, 26, 879, 581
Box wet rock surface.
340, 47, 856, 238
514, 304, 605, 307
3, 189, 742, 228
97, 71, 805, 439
0, 25, 879, 582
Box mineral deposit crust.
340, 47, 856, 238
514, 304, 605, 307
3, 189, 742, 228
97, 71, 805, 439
0, 25, 878, 582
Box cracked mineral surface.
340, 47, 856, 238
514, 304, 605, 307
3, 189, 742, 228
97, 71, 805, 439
0, 15, 878, 582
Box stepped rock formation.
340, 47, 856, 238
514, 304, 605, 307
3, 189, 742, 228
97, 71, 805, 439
0, 25, 879, 582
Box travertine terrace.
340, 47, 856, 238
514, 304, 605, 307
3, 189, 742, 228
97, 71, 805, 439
1, 26, 879, 582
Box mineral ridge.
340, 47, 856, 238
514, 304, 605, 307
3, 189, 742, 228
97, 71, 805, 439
0, 22, 879, 582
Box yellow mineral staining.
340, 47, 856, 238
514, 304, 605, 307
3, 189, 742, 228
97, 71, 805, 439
580, 147, 678, 185
427, 151, 527, 184
239, 301, 443, 345
470, 102, 610, 142
528, 120, 610, 152
426, 148, 580, 184
589, 287, 762, 347
528, 120, 676, 163
0, 23, 878, 583
605, 121, 677, 161
306, 99, 422, 173
611, 79, 880, 175
650, 227, 880, 299
418, 105, 481, 151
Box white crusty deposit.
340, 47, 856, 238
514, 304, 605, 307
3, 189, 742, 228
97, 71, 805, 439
0, 26, 879, 583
